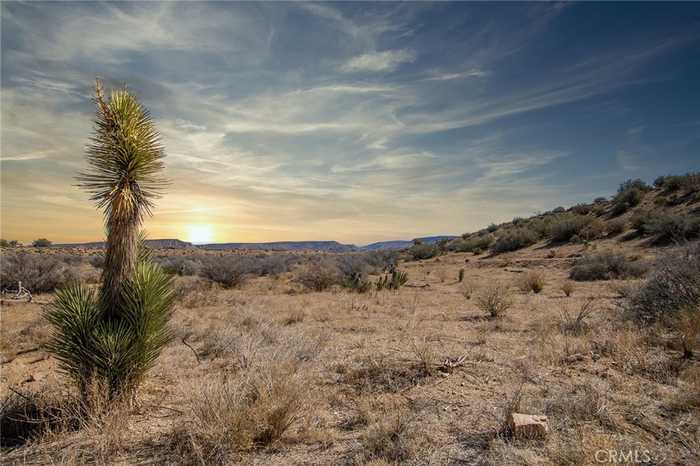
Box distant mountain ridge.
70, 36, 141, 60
54, 239, 194, 249
199, 241, 355, 252
51, 235, 457, 252
359, 236, 458, 251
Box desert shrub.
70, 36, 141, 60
341, 272, 372, 293
553, 206, 566, 213
448, 239, 467, 252
654, 196, 669, 206
296, 259, 340, 291
664, 176, 685, 192
580, 217, 606, 240
606, 218, 626, 236
628, 209, 700, 242
475, 283, 513, 318
199, 254, 299, 284
200, 257, 249, 288
630, 209, 655, 235
54, 254, 85, 266
517, 270, 545, 294
335, 254, 369, 281
361, 250, 398, 272
491, 227, 539, 253
189, 254, 300, 285
591, 204, 607, 216
251, 254, 300, 277
0, 253, 79, 292
527, 216, 553, 237
436, 238, 450, 252
570, 252, 647, 281
0, 239, 19, 247
571, 203, 592, 215
547, 213, 592, 242
612, 179, 648, 215
452, 234, 494, 253
336, 256, 372, 293
32, 238, 52, 248
594, 197, 607, 204
155, 256, 202, 276
657, 173, 700, 193
487, 223, 499, 233
644, 213, 700, 244
627, 243, 700, 323
561, 281, 575, 297
407, 243, 439, 260
185, 365, 305, 454
619, 178, 651, 193
88, 254, 105, 269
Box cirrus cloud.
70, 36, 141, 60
341, 49, 416, 73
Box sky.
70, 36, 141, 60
1, 2, 699, 245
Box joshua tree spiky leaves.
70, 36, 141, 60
45, 80, 173, 402
78, 79, 168, 318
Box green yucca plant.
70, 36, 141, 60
44, 79, 173, 403
342, 272, 372, 293
376, 268, 409, 291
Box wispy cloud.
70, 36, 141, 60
1, 150, 55, 162
1, 1, 698, 243
341, 49, 416, 73
424, 69, 488, 81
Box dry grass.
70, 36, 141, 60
2, 241, 699, 465
0, 385, 132, 464
516, 270, 545, 294
558, 298, 596, 335
674, 307, 700, 358
561, 280, 575, 297
356, 407, 414, 464
475, 282, 514, 318
182, 364, 306, 457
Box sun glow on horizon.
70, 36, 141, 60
187, 224, 213, 244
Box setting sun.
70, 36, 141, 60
187, 224, 213, 244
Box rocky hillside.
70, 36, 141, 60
444, 173, 700, 256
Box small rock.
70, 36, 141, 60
508, 413, 549, 440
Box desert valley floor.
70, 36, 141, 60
1, 236, 698, 465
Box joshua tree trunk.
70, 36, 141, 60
101, 200, 140, 317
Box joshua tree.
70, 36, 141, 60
45, 80, 174, 403
80, 80, 168, 317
